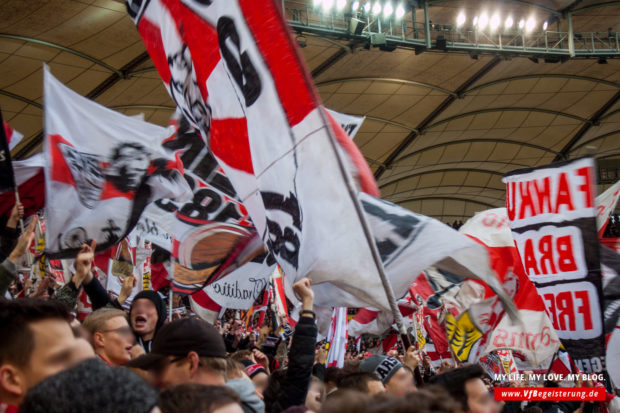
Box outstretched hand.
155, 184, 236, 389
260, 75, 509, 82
8, 215, 37, 265
292, 277, 314, 311
73, 240, 96, 288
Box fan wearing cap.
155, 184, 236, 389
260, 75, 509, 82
360, 355, 416, 397
240, 359, 269, 396
125, 317, 227, 389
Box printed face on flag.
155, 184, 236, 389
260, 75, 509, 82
43, 67, 191, 258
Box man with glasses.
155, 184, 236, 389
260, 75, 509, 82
83, 308, 137, 366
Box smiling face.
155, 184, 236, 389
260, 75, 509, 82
130, 298, 159, 341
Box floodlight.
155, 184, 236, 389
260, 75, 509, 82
395, 4, 405, 18
336, 0, 346, 10
323, 0, 334, 11
478, 12, 488, 30
372, 2, 381, 14
352, 1, 360, 10
490, 13, 500, 30
518, 18, 525, 29
473, 16, 478, 26
384, 2, 393, 17
525, 16, 535, 32
364, 2, 371, 12
456, 12, 466, 27
542, 21, 548, 30
505, 16, 513, 29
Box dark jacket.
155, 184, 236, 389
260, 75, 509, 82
265, 316, 317, 413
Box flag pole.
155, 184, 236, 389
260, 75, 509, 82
13, 189, 25, 233
168, 258, 174, 322
317, 109, 409, 344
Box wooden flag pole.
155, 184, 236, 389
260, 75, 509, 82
14, 189, 25, 233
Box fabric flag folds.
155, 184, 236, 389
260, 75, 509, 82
3, 120, 23, 151
596, 180, 620, 236
0, 153, 44, 219
503, 158, 606, 375
127, 0, 395, 309
0, 113, 16, 194
43, 67, 191, 258
326, 307, 348, 368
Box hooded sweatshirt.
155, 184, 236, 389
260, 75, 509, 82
226, 378, 265, 413
129, 290, 166, 352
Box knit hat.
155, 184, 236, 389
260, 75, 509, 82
125, 317, 226, 369
240, 359, 267, 378
360, 355, 404, 385
19, 358, 158, 413
130, 290, 166, 331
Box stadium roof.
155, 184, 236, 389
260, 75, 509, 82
2, 0, 620, 221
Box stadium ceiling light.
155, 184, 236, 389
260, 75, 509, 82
323, 0, 334, 11
384, 2, 393, 17
456, 11, 466, 27
478, 12, 489, 30
525, 16, 535, 32
395, 3, 405, 18
518, 18, 525, 29
490, 12, 500, 31
505, 16, 513, 29
352, 1, 360, 10
336, 0, 346, 10
372, 1, 382, 14
364, 1, 371, 12
473, 15, 478, 26
542, 20, 548, 30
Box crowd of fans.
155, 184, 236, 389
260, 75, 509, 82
1, 203, 618, 413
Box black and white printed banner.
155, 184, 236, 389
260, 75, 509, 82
503, 158, 606, 374
43, 67, 191, 258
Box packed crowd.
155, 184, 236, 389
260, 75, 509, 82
0, 203, 617, 413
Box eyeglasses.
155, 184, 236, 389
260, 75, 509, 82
101, 326, 134, 337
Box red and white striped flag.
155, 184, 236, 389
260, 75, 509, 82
3, 121, 23, 151
327, 307, 348, 368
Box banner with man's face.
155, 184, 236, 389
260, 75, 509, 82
43, 67, 191, 258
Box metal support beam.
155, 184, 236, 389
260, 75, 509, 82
379, 167, 506, 189
0, 34, 124, 77
394, 138, 559, 165
567, 130, 620, 155
426, 107, 591, 131
428, 0, 560, 16
423, 1, 431, 49
555, 90, 620, 161
461, 74, 620, 97
568, 12, 575, 57
0, 90, 42, 109
311, 48, 348, 78
384, 184, 505, 200
316, 77, 456, 96
374, 56, 502, 179
393, 195, 500, 209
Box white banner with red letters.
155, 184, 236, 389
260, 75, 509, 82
43, 66, 191, 258
503, 158, 606, 374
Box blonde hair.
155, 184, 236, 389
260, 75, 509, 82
82, 308, 128, 335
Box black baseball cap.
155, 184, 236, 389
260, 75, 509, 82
125, 317, 226, 370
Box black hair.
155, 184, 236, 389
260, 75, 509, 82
338, 371, 381, 392
428, 364, 486, 411
159, 383, 240, 413
0, 298, 70, 366
19, 358, 158, 413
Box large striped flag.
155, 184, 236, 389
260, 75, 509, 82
126, 0, 397, 310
